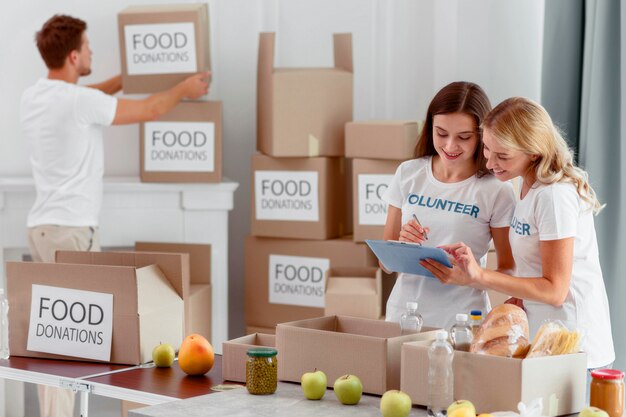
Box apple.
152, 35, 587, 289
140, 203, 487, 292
333, 374, 363, 405
477, 414, 494, 417
301, 369, 327, 400
579, 407, 609, 417
448, 406, 477, 417
380, 390, 412, 417
448, 400, 477, 417
152, 342, 175, 368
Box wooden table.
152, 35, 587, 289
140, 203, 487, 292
0, 355, 232, 417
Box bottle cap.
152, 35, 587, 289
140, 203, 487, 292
406, 301, 418, 310
456, 313, 468, 322
590, 369, 624, 380
435, 330, 448, 340
470, 309, 482, 317
247, 347, 278, 358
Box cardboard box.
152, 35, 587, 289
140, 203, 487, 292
56, 251, 191, 335
257, 32, 353, 157
352, 158, 401, 242
324, 267, 382, 319
6, 261, 183, 365
140, 101, 222, 183
118, 3, 211, 94
276, 315, 438, 395
135, 242, 211, 284
401, 340, 587, 414
189, 284, 211, 340
222, 333, 276, 382
345, 120, 421, 160
251, 154, 347, 240
245, 236, 378, 328
246, 326, 275, 335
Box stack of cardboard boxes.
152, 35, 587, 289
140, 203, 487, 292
118, 4, 222, 183
245, 32, 384, 334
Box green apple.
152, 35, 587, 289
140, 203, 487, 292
301, 369, 327, 400
333, 374, 363, 405
579, 407, 609, 417
380, 390, 412, 417
152, 342, 175, 367
448, 400, 476, 417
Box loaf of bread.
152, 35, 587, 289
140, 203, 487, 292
470, 304, 530, 358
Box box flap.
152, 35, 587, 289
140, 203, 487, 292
135, 242, 211, 285
120, 4, 206, 14
333, 33, 353, 72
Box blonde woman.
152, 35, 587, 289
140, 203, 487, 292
422, 97, 615, 370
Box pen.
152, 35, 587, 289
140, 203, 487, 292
412, 214, 428, 240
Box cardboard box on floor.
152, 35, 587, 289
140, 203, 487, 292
257, 32, 353, 157
324, 267, 382, 319
56, 251, 190, 335
6, 261, 183, 365
245, 236, 378, 328
276, 315, 438, 395
118, 3, 211, 94
251, 154, 347, 240
222, 333, 276, 382
345, 120, 420, 160
352, 158, 401, 242
140, 101, 222, 183
401, 340, 587, 415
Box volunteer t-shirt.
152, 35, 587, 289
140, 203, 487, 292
382, 156, 516, 329
20, 78, 117, 227
510, 181, 615, 368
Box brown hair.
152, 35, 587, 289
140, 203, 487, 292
483, 97, 603, 213
35, 15, 87, 69
414, 81, 492, 177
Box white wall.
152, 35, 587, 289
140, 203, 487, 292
0, 0, 545, 337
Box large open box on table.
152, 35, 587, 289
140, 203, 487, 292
276, 315, 438, 395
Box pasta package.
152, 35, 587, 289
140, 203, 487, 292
526, 320, 582, 358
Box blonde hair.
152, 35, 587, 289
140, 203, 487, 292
483, 97, 603, 214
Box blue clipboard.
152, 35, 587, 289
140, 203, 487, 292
365, 239, 452, 278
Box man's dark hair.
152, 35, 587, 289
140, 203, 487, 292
35, 15, 87, 69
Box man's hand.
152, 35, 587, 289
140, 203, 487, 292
180, 71, 210, 99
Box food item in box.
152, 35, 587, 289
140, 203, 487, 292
470, 304, 530, 358
526, 320, 582, 358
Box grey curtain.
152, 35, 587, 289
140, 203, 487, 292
578, 0, 625, 370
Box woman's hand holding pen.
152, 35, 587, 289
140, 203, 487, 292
399, 218, 430, 244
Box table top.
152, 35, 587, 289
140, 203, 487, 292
0, 356, 130, 381
84, 355, 233, 400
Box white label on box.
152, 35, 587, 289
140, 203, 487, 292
268, 255, 330, 308
255, 171, 319, 221
358, 174, 393, 225
27, 284, 114, 361
124, 23, 197, 75
144, 121, 215, 172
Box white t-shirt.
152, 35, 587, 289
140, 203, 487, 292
510, 182, 615, 368
20, 79, 117, 227
382, 156, 516, 330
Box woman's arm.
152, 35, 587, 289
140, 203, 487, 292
379, 206, 402, 273
490, 226, 514, 274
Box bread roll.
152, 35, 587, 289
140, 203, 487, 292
470, 304, 530, 358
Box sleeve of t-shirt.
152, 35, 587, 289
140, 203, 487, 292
74, 86, 118, 127
490, 181, 516, 228
381, 163, 405, 209
534, 184, 579, 241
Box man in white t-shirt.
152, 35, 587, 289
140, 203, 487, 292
20, 14, 210, 417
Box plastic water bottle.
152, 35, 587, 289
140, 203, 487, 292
400, 301, 423, 335
427, 330, 454, 417
469, 309, 483, 338
449, 313, 473, 352
0, 289, 9, 359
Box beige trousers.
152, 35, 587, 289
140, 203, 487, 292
27, 225, 100, 417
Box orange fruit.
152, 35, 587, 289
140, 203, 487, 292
178, 333, 214, 376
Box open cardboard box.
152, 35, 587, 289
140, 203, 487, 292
276, 315, 438, 395
6, 260, 183, 365
324, 267, 382, 319
222, 333, 276, 382
401, 340, 587, 415
345, 120, 420, 160
257, 32, 353, 157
